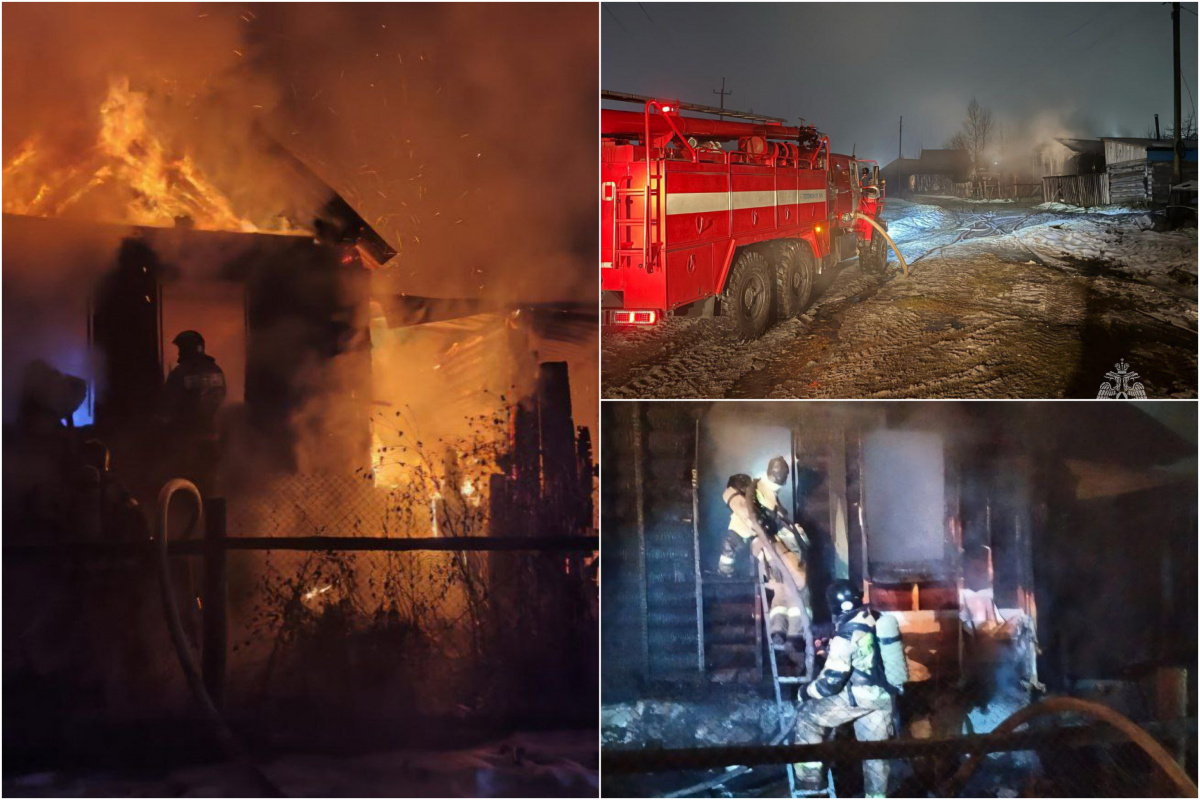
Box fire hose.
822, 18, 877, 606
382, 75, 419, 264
854, 213, 909, 277
941, 696, 1197, 797
156, 479, 284, 797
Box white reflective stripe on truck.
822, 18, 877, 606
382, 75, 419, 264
665, 189, 827, 215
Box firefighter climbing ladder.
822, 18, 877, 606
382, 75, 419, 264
756, 555, 798, 797
756, 557, 832, 799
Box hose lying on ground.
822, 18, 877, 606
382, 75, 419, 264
855, 212, 910, 277
941, 696, 1197, 797
156, 479, 284, 797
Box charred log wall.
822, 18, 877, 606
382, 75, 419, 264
601, 402, 704, 700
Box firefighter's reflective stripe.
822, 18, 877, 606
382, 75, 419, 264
787, 607, 804, 619
808, 611, 877, 699
808, 632, 854, 698
769, 606, 789, 619
665, 189, 828, 216
724, 484, 757, 540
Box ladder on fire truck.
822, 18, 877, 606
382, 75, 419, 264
609, 180, 658, 274
755, 559, 830, 798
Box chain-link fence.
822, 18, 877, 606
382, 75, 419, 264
4, 462, 598, 771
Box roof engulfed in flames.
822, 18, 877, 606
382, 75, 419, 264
3, 78, 307, 235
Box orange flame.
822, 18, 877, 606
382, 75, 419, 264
3, 78, 306, 234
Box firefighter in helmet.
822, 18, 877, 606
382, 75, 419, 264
719, 456, 812, 654
161, 330, 226, 493
794, 580, 907, 798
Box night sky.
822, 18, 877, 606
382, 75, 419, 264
602, 2, 1199, 164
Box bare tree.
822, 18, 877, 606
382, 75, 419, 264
944, 97, 995, 176
1147, 111, 1198, 141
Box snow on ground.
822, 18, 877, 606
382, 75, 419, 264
602, 197, 1197, 399
1034, 201, 1143, 215
2, 730, 598, 797
1018, 213, 1198, 291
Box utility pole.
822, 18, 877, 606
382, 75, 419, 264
899, 116, 903, 160
1172, 2, 1182, 187
1155, 113, 1162, 141
713, 77, 731, 121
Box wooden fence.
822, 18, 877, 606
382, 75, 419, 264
910, 176, 1043, 201
1042, 173, 1110, 207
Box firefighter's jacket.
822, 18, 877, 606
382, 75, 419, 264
805, 608, 891, 707
163, 355, 227, 434
725, 477, 803, 546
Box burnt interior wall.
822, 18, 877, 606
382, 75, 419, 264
92, 238, 163, 427
600, 402, 645, 701
601, 402, 707, 700
1035, 479, 1198, 687
603, 402, 1196, 706
861, 429, 948, 580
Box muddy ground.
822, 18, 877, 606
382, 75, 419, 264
602, 198, 1197, 399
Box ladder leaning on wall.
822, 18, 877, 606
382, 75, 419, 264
754, 558, 831, 798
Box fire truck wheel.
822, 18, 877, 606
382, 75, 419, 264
777, 244, 816, 318
859, 223, 889, 275
723, 249, 774, 340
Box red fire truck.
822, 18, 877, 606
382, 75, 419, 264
601, 92, 889, 339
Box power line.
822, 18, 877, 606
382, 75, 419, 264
637, 2, 653, 23
602, 3, 629, 34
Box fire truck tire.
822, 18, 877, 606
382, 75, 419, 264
722, 249, 774, 340
777, 243, 816, 318
859, 222, 889, 275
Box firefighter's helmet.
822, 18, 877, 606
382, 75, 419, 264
767, 456, 789, 486
173, 330, 206, 356
826, 579, 863, 617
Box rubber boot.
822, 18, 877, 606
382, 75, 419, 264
786, 635, 806, 668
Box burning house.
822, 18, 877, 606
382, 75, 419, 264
600, 401, 1196, 799
3, 5, 598, 794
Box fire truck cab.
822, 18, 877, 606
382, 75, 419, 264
601, 95, 887, 339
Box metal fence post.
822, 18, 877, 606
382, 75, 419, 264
202, 497, 228, 708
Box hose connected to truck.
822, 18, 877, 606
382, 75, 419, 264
156, 479, 284, 797
854, 213, 909, 277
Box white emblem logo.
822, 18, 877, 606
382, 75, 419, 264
1096, 359, 1146, 399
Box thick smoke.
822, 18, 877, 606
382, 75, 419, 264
245, 3, 597, 305
3, 3, 598, 444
